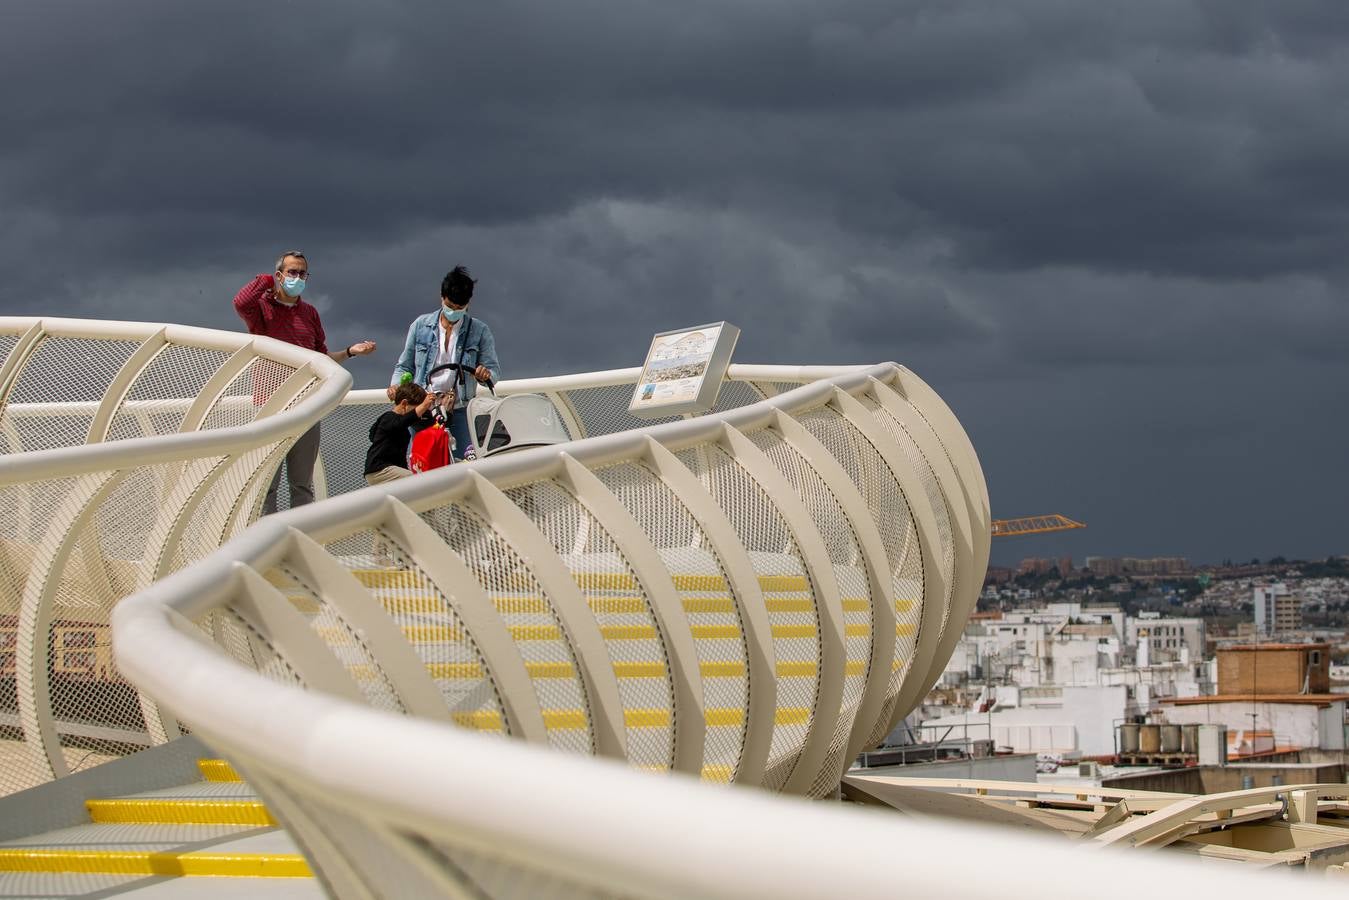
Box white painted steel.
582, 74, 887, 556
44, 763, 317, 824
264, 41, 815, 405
6, 315, 1012, 894
101, 355, 996, 894
0, 316, 351, 796
115, 585, 1337, 899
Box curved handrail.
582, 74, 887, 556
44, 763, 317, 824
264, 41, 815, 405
0, 316, 351, 795
114, 586, 1323, 899
112, 358, 997, 891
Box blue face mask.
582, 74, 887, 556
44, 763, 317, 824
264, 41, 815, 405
442, 304, 465, 323
282, 275, 307, 297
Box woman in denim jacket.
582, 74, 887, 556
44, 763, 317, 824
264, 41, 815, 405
389, 266, 500, 459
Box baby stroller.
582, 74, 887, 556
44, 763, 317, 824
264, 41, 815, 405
425, 362, 571, 459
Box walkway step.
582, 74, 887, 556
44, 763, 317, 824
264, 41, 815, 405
198, 759, 242, 782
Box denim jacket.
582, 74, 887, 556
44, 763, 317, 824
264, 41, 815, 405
391, 311, 500, 405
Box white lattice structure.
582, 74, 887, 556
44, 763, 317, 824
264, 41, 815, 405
7, 317, 1340, 897
0, 317, 351, 795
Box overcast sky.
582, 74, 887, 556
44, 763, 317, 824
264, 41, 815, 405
2, 1, 1346, 566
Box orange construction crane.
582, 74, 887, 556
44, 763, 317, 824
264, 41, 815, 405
991, 514, 1086, 538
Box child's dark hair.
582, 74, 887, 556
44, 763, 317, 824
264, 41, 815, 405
441, 265, 477, 304
394, 382, 427, 407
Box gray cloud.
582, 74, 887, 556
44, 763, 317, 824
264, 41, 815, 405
1, 0, 1346, 564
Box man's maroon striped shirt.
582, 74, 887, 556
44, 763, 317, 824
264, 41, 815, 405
233, 274, 329, 354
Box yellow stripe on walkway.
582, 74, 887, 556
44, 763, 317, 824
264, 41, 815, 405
771, 625, 816, 639
774, 708, 811, 726
764, 598, 813, 613
543, 710, 588, 730
624, 709, 671, 728
0, 848, 312, 878
701, 765, 733, 782
600, 625, 657, 640
86, 800, 275, 827
588, 597, 649, 614
196, 759, 241, 782
453, 710, 504, 730
526, 663, 576, 679
614, 662, 667, 678
691, 625, 741, 640
681, 597, 734, 614
704, 708, 744, 728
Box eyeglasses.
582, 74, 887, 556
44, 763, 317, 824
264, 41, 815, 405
281, 268, 309, 279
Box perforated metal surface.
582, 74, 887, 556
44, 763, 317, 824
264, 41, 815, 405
325, 531, 509, 735
862, 397, 957, 647
505, 480, 676, 770
104, 345, 232, 443
4, 337, 141, 452
796, 403, 925, 746
199, 358, 297, 432
265, 565, 404, 714
0, 319, 350, 797
675, 442, 820, 792
746, 426, 872, 796
594, 460, 750, 783
421, 505, 594, 755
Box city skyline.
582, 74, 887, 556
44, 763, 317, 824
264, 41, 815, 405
2, 2, 1346, 563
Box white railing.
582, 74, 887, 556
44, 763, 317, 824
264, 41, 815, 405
0, 317, 351, 795
109, 360, 1002, 894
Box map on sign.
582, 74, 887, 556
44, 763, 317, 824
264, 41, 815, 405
629, 322, 740, 418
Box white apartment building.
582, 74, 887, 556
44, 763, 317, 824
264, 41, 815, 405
1126, 612, 1205, 667
934, 601, 1207, 756
1253, 583, 1300, 636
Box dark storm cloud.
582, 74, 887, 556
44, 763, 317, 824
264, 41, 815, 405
1, 0, 1346, 563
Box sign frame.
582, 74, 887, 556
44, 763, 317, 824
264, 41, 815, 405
627, 321, 741, 419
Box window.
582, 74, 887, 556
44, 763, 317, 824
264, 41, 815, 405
1310, 650, 1322, 666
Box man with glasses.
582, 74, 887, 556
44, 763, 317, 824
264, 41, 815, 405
388, 265, 500, 460
234, 249, 377, 514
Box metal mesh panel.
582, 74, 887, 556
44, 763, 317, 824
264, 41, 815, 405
222, 440, 296, 543
2, 337, 142, 453
198, 357, 297, 432
205, 608, 304, 688
861, 397, 957, 647
504, 479, 676, 771
28, 472, 151, 777
263, 566, 403, 714
164, 454, 263, 576
105, 345, 232, 443
0, 471, 77, 794
674, 443, 820, 792
315, 395, 388, 499
86, 465, 176, 595
796, 404, 925, 743
420, 504, 594, 755
746, 426, 873, 796
0, 332, 19, 371
558, 384, 682, 438
324, 531, 509, 736
593, 460, 748, 783
705, 380, 766, 415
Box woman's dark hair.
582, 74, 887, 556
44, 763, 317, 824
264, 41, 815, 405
441, 266, 477, 305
